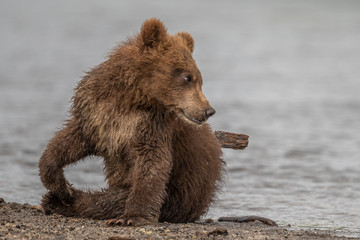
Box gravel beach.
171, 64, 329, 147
0, 198, 357, 240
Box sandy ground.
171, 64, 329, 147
0, 198, 357, 240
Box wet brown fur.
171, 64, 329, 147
39, 18, 223, 226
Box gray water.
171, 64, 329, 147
1, 0, 360, 237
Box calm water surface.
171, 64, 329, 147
1, 0, 359, 237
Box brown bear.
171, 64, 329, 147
39, 18, 223, 226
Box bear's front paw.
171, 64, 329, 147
106, 217, 153, 227
52, 185, 76, 206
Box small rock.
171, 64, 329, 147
207, 227, 228, 237
108, 236, 136, 240
195, 231, 207, 238
204, 218, 214, 223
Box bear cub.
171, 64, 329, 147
39, 18, 223, 227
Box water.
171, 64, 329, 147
1, 0, 359, 236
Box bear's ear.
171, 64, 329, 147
139, 18, 168, 50
177, 32, 194, 53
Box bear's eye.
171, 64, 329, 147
183, 75, 192, 83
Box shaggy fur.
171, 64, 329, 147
39, 18, 223, 226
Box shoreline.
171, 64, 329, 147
0, 198, 358, 240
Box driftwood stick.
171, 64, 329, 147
218, 216, 277, 226
215, 131, 249, 150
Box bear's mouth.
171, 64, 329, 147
180, 109, 203, 125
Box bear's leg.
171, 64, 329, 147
106, 131, 173, 227
42, 187, 128, 220
39, 121, 93, 205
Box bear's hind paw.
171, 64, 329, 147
106, 217, 153, 227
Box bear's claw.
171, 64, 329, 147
106, 217, 151, 227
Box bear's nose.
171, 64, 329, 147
205, 107, 216, 120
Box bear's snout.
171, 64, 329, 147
204, 107, 216, 120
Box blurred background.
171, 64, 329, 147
0, 0, 359, 236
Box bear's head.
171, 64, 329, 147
135, 18, 216, 125
108, 18, 215, 126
